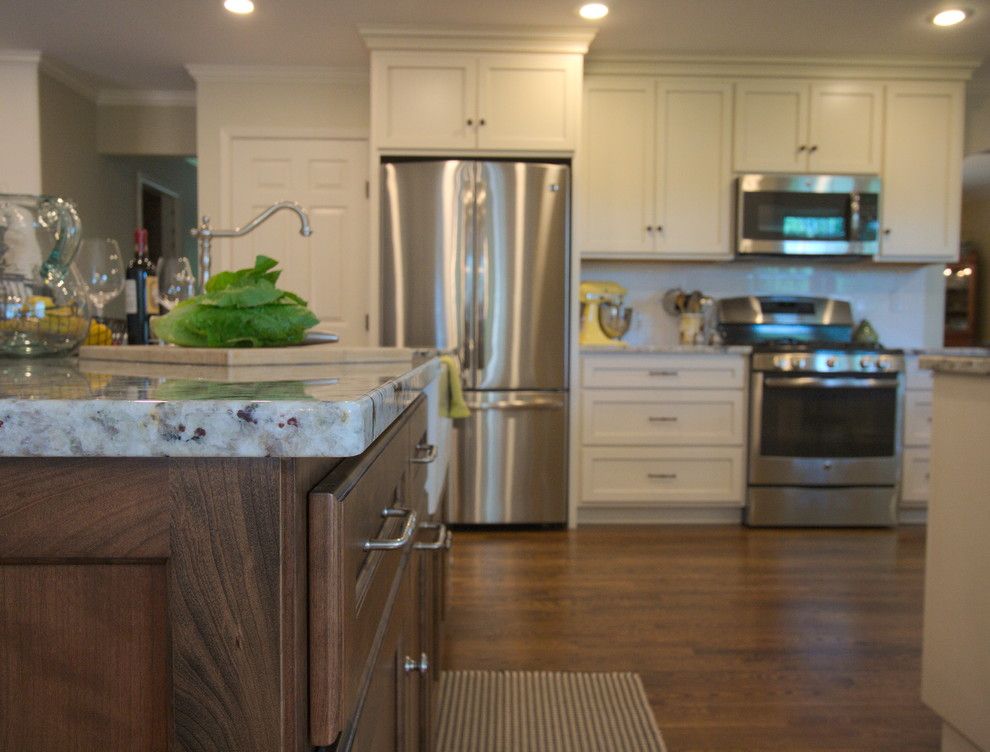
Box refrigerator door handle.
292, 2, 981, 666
471, 398, 563, 411
475, 299, 485, 372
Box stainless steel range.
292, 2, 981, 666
718, 296, 904, 527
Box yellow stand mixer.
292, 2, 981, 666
579, 281, 633, 347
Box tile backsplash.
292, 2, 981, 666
582, 259, 946, 349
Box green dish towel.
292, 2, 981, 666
440, 354, 470, 419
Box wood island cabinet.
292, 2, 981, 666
0, 394, 448, 752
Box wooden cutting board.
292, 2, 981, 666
78, 343, 416, 367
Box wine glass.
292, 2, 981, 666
73, 238, 125, 319
156, 256, 196, 312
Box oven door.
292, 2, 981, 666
749, 372, 902, 486
736, 174, 880, 256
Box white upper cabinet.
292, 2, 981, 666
578, 76, 732, 259
372, 53, 477, 150
578, 77, 655, 254
476, 54, 581, 151
654, 79, 733, 258
372, 51, 581, 152
878, 81, 964, 262
734, 80, 882, 174
734, 80, 808, 172
806, 82, 883, 173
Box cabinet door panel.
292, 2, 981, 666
655, 79, 733, 258
581, 446, 745, 505
578, 77, 655, 254
901, 447, 930, 505
582, 388, 745, 446
477, 53, 580, 151
904, 391, 934, 447
879, 82, 964, 261
733, 80, 809, 172
373, 53, 477, 149
807, 82, 883, 173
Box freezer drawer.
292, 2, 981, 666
448, 391, 567, 524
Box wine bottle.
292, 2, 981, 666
125, 228, 156, 344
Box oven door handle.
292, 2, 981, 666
763, 376, 899, 389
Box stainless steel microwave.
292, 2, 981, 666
736, 174, 881, 257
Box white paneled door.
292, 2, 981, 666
229, 137, 369, 344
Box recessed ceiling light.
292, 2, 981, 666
579, 3, 609, 20
932, 8, 969, 26
224, 0, 254, 14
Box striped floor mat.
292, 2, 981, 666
435, 671, 667, 752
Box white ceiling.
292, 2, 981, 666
1, 0, 989, 90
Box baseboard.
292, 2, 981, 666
577, 505, 744, 525
898, 507, 928, 525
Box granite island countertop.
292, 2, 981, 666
919, 350, 990, 376
0, 348, 440, 458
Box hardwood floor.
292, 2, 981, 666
444, 525, 939, 752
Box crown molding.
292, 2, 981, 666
38, 56, 100, 100
97, 89, 196, 107
185, 64, 369, 85
585, 53, 982, 81
359, 26, 597, 55
0, 49, 42, 65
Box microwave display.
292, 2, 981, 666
737, 175, 881, 257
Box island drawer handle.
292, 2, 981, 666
648, 416, 678, 422
414, 522, 452, 551
364, 508, 418, 551
648, 473, 677, 480
411, 443, 438, 464
648, 370, 679, 377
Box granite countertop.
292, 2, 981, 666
919, 351, 990, 377
0, 348, 441, 458
580, 344, 752, 355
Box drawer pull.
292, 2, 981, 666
648, 416, 678, 423
404, 652, 429, 674
647, 473, 677, 480
648, 370, 679, 377
364, 508, 418, 551
411, 442, 438, 464
414, 521, 452, 551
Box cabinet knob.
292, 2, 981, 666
404, 652, 429, 674
645, 225, 653, 232
466, 118, 473, 126
809, 145, 818, 153
479, 118, 486, 126
797, 145, 807, 152
883, 228, 892, 236
656, 225, 663, 232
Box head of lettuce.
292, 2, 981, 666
151, 255, 320, 347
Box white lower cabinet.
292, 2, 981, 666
581, 446, 744, 504
900, 354, 933, 514
579, 352, 747, 522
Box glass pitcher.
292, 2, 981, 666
0, 194, 90, 356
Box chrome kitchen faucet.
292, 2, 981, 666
190, 201, 312, 292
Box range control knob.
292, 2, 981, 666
772, 355, 787, 370
859, 357, 874, 370
795, 358, 808, 370
877, 359, 890, 371
825, 357, 837, 369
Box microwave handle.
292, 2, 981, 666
849, 192, 861, 240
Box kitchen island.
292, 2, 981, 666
918, 353, 990, 752
0, 350, 450, 752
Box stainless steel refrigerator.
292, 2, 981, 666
381, 159, 569, 524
